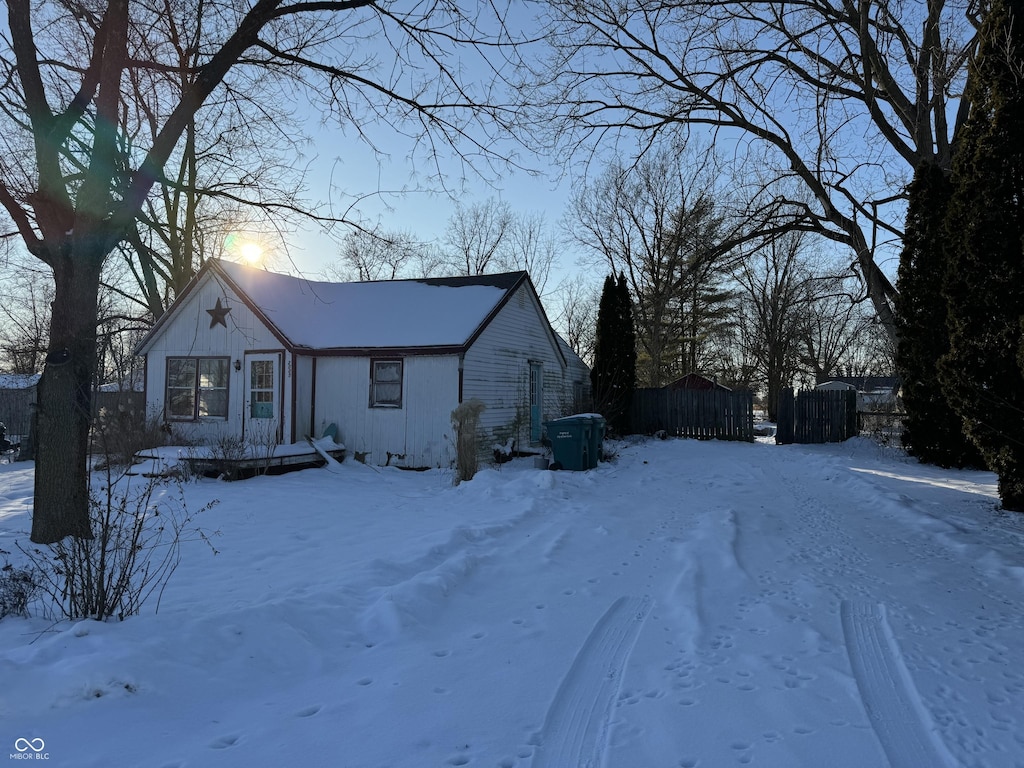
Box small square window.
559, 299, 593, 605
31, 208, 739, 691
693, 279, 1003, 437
371, 359, 403, 408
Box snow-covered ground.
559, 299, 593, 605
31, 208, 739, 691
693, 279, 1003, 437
2, 436, 1023, 768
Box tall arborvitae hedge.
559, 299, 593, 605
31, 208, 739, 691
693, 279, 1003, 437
615, 271, 636, 429
591, 272, 636, 434
895, 161, 983, 468
941, 0, 1024, 510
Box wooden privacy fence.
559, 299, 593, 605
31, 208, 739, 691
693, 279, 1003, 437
630, 388, 755, 442
776, 388, 858, 444
0, 386, 36, 439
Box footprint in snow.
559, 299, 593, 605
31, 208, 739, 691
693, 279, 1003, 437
295, 705, 321, 718
210, 735, 240, 749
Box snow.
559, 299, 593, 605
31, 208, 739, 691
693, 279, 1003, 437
0, 374, 40, 390
215, 260, 511, 349
2, 436, 1024, 767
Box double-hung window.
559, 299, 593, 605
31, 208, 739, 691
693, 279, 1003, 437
370, 359, 403, 408
166, 357, 229, 420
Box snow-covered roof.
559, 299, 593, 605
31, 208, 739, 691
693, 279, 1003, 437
0, 373, 40, 390
212, 260, 522, 351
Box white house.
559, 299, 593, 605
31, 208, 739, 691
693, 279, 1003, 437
135, 259, 589, 468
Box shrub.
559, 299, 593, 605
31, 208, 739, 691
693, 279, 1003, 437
92, 405, 174, 469
206, 435, 248, 480
20, 469, 218, 621
0, 558, 41, 620
452, 399, 486, 483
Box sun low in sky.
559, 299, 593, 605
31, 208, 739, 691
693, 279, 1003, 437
224, 232, 264, 266
239, 242, 263, 265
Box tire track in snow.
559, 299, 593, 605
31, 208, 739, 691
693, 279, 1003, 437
532, 595, 653, 768
841, 600, 956, 768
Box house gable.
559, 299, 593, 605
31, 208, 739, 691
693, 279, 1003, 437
462, 279, 577, 448
138, 268, 289, 444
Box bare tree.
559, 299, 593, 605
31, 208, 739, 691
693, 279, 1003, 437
551, 272, 600, 364
530, 0, 979, 342
0, 0, 522, 543
801, 280, 878, 381
501, 210, 558, 296
115, 5, 313, 320
0, 262, 53, 375
330, 227, 430, 282
733, 232, 817, 420
442, 198, 514, 276
566, 146, 760, 387
441, 199, 561, 293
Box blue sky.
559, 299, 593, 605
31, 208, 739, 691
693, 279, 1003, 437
287, 118, 578, 280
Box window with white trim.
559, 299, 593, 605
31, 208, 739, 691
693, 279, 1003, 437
370, 359, 403, 408
166, 357, 229, 420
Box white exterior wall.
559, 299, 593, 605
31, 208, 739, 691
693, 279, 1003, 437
143, 274, 291, 445
311, 354, 459, 468
294, 355, 314, 441
462, 284, 583, 449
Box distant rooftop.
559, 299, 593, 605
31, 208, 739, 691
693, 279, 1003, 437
815, 376, 900, 392
0, 373, 40, 390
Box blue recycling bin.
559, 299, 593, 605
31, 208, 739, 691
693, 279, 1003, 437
545, 415, 600, 471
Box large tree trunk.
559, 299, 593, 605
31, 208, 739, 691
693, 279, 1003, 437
31, 255, 103, 544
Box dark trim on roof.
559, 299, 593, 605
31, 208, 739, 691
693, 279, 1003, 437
299, 345, 467, 358
414, 272, 525, 291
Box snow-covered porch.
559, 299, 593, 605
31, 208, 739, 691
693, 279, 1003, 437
129, 436, 346, 480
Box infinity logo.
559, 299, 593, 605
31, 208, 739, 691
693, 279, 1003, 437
14, 738, 45, 753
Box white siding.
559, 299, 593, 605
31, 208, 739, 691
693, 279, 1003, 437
463, 284, 580, 449
143, 274, 290, 445
294, 355, 314, 441
313, 354, 459, 468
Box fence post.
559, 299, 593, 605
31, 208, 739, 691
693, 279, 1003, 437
776, 388, 794, 444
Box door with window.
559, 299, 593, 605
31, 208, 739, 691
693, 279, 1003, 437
244, 353, 282, 444
530, 362, 543, 443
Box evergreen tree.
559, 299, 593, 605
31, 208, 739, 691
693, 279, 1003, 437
615, 271, 637, 431
941, 0, 1024, 509
896, 162, 983, 467
591, 273, 636, 434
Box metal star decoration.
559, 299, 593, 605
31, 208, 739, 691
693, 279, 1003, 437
206, 298, 231, 328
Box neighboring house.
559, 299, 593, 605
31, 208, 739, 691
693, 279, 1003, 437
815, 376, 900, 412
0, 373, 40, 440
665, 373, 732, 392
556, 334, 592, 412
135, 259, 588, 468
